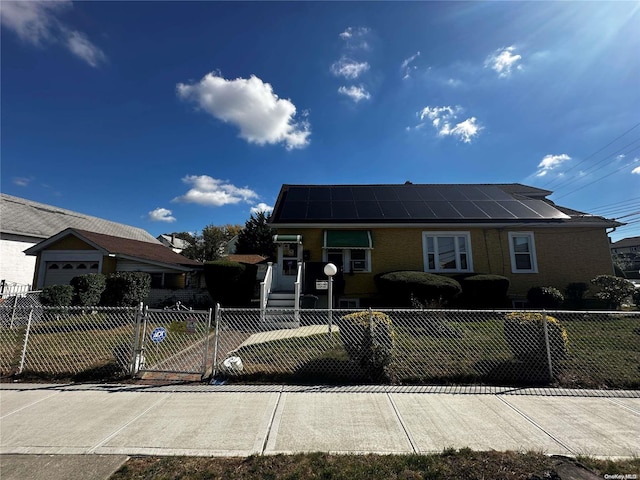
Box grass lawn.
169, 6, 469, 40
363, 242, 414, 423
109, 451, 640, 480
220, 314, 640, 389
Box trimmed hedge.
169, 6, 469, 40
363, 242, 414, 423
204, 260, 257, 306
101, 272, 151, 307
336, 311, 394, 382
375, 271, 461, 307
503, 312, 569, 364
591, 275, 635, 309
460, 274, 510, 308
70, 273, 106, 306
527, 286, 564, 309
40, 284, 74, 307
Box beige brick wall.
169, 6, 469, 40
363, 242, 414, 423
277, 226, 615, 299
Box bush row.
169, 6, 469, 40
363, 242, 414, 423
40, 272, 151, 307
374, 271, 638, 310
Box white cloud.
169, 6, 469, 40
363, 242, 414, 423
173, 175, 259, 207
536, 154, 571, 177
0, 0, 106, 67
401, 51, 420, 79
251, 203, 274, 215
417, 106, 482, 143
330, 57, 370, 79
65, 30, 106, 68
13, 176, 32, 187
337, 85, 371, 102
339, 26, 369, 40
485, 46, 523, 77
177, 73, 310, 150
148, 208, 176, 223
632, 166, 640, 175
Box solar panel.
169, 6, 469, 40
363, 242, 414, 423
331, 187, 354, 201
331, 201, 358, 218
286, 187, 309, 202
309, 187, 331, 201
355, 201, 383, 218
474, 201, 516, 219
307, 201, 332, 219
404, 201, 437, 218
379, 201, 410, 218
430, 201, 462, 218
274, 184, 572, 223
450, 201, 489, 218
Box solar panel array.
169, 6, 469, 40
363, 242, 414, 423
274, 185, 570, 222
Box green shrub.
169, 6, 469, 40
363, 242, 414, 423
204, 260, 257, 306
70, 273, 106, 306
375, 271, 461, 307
40, 284, 74, 306
336, 311, 394, 381
527, 286, 564, 309
565, 282, 588, 309
101, 272, 151, 307
460, 274, 510, 308
591, 275, 635, 309
503, 312, 568, 364
632, 288, 640, 308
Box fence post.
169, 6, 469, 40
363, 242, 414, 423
211, 303, 221, 379
18, 308, 34, 374
201, 307, 214, 380
541, 310, 554, 381
9, 295, 19, 329
129, 302, 145, 376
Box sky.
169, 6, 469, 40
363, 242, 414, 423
2, 1, 640, 242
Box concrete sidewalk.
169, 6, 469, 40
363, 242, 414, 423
1, 383, 638, 477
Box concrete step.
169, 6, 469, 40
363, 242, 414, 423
267, 299, 295, 308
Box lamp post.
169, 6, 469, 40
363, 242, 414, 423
324, 263, 337, 334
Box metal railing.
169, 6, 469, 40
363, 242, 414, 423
2, 304, 638, 390
0, 280, 32, 299
294, 261, 303, 322
259, 262, 274, 321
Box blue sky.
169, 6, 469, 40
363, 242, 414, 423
2, 1, 639, 242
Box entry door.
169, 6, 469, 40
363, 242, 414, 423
277, 242, 302, 290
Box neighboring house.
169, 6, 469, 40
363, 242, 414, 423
611, 236, 640, 278
267, 183, 620, 308
157, 234, 190, 254
0, 194, 158, 290
25, 228, 203, 291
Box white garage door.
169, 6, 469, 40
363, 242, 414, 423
44, 261, 99, 287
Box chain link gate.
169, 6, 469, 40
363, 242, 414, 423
133, 306, 213, 379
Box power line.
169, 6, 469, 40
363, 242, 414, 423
542, 121, 640, 190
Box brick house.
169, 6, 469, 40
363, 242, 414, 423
266, 183, 620, 308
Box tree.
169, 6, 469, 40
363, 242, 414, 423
178, 224, 242, 262
235, 211, 275, 258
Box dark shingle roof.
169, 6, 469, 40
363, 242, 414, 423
26, 228, 202, 269
1, 194, 158, 243
611, 236, 640, 248
270, 183, 620, 227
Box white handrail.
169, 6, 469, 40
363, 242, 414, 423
294, 261, 302, 322
260, 262, 273, 321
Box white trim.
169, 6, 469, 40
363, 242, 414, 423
508, 231, 538, 273
422, 231, 473, 273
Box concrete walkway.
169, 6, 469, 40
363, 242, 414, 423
1, 383, 638, 478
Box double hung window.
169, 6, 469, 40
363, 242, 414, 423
422, 232, 472, 273
508, 232, 538, 273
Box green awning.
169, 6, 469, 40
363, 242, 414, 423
324, 230, 372, 249
273, 234, 302, 244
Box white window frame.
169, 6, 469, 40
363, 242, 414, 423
422, 232, 473, 273
322, 249, 371, 273
508, 232, 538, 273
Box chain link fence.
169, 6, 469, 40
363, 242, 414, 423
213, 308, 640, 390
0, 305, 138, 380
1, 304, 638, 389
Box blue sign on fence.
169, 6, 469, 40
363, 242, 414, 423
150, 327, 167, 343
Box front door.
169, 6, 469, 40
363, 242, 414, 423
277, 242, 302, 291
